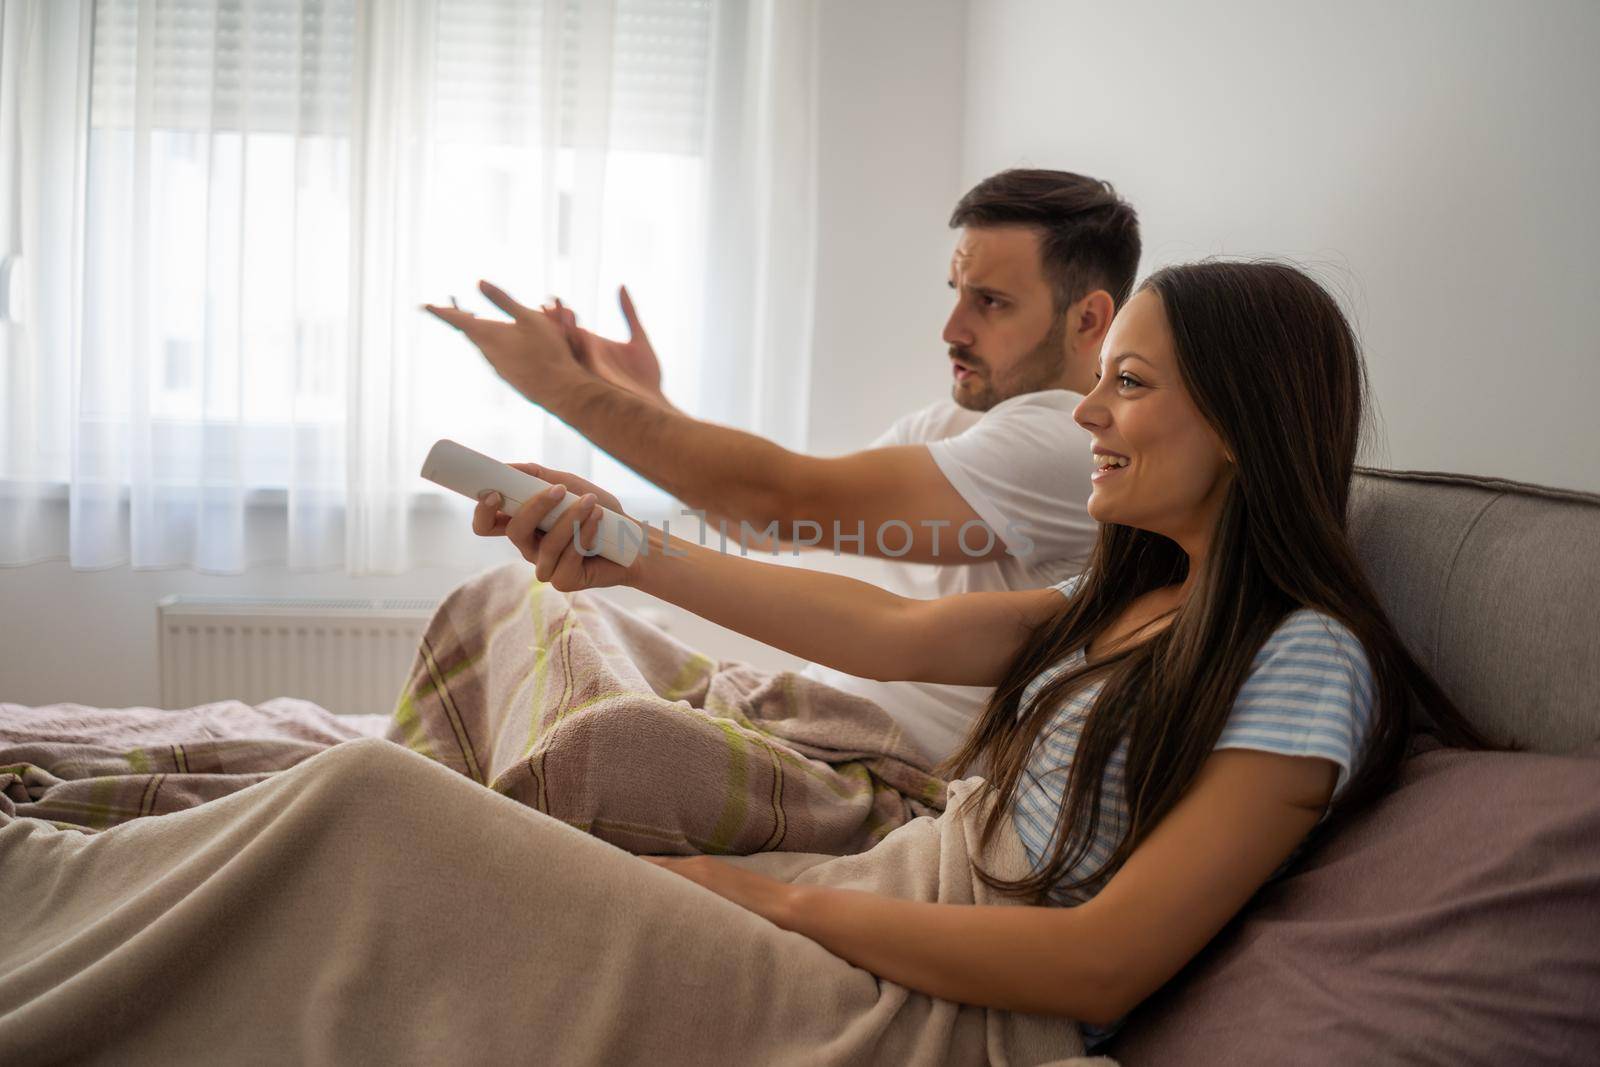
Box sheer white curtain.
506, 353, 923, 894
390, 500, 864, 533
0, 0, 817, 575
0, 0, 90, 568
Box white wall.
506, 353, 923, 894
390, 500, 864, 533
0, 0, 966, 709
963, 0, 1600, 492
807, 0, 967, 454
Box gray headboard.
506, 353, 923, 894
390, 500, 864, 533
1349, 469, 1600, 754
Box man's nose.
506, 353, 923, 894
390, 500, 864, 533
942, 303, 972, 348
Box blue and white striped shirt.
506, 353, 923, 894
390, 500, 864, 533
1010, 577, 1376, 1050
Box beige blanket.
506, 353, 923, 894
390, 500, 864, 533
0, 736, 1111, 1065
388, 563, 948, 856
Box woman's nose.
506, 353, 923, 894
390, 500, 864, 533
1073, 391, 1108, 432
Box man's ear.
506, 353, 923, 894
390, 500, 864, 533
1071, 290, 1116, 352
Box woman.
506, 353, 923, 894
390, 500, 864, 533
458, 260, 1500, 1046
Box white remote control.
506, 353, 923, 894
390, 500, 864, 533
420, 439, 645, 567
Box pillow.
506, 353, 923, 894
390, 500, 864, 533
1105, 740, 1600, 1065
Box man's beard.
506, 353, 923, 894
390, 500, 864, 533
949, 315, 1069, 412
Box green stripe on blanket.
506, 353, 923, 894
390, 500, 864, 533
0, 697, 374, 833
383, 563, 948, 857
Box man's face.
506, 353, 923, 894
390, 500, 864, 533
942, 225, 1067, 411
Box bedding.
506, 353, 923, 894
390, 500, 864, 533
0, 564, 1106, 1061
386, 562, 948, 855
1105, 737, 1600, 1065
0, 696, 381, 830
1, 564, 943, 854
0, 737, 1107, 1065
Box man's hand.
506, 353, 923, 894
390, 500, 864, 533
423, 280, 587, 409
542, 286, 673, 410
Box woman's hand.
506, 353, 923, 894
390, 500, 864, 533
472, 463, 639, 592
642, 855, 801, 929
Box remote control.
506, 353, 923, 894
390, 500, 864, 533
420, 439, 645, 567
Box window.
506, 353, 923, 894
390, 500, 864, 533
0, 0, 817, 572
80, 0, 715, 507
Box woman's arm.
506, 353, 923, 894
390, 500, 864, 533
651, 856, 1123, 1024
476, 470, 1064, 687
653, 747, 1338, 1026
629, 525, 1060, 685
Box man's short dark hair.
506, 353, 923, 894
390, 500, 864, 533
948, 169, 1141, 311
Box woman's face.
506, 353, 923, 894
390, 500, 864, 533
1073, 289, 1233, 555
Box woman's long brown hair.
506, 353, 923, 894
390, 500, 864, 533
937, 260, 1516, 905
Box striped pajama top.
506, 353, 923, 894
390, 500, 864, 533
1011, 577, 1376, 1051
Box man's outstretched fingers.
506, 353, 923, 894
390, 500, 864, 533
551, 297, 576, 328
478, 280, 536, 324
618, 285, 647, 341
422, 304, 478, 332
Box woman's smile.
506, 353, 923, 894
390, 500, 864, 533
1091, 447, 1130, 483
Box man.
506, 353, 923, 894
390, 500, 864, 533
419, 169, 1139, 852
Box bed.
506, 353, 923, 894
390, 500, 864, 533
3, 468, 1598, 1064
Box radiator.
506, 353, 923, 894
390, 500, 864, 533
157, 596, 438, 716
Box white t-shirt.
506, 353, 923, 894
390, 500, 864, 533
800, 389, 1097, 765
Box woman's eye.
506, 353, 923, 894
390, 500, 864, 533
1118, 373, 1141, 389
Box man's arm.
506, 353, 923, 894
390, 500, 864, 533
550, 374, 1002, 563
427, 281, 1009, 565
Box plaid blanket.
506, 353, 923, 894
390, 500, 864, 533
388, 562, 949, 855
0, 697, 379, 832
